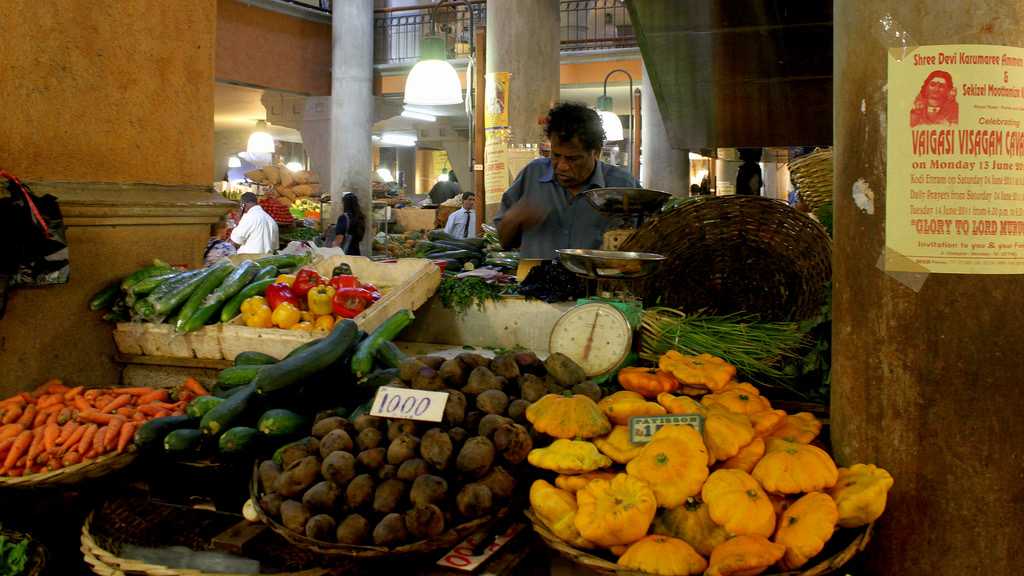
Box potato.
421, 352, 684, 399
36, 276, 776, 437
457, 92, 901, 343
544, 353, 586, 387
259, 492, 284, 518
507, 399, 531, 422
336, 514, 370, 545
518, 374, 548, 403
456, 352, 491, 369
373, 478, 407, 514
387, 420, 417, 442
357, 428, 384, 451
373, 513, 409, 547
312, 416, 348, 439
302, 480, 342, 513
319, 429, 354, 458
478, 414, 513, 439
448, 426, 468, 446
456, 437, 495, 478
346, 474, 375, 509
321, 451, 357, 486
378, 464, 397, 480
456, 483, 493, 518
494, 423, 532, 464
572, 381, 602, 402
279, 438, 320, 468
387, 434, 420, 465
439, 358, 468, 387
274, 456, 320, 498
480, 466, 517, 500
489, 354, 521, 380
410, 474, 448, 508
259, 460, 282, 492
397, 458, 430, 481
463, 367, 506, 395
476, 389, 509, 415
306, 514, 337, 542
353, 415, 384, 433
405, 504, 445, 540
399, 358, 428, 382
443, 389, 467, 426
412, 367, 445, 391
464, 411, 484, 433
420, 428, 453, 470
515, 351, 544, 374
280, 500, 312, 534
416, 355, 445, 370
357, 447, 386, 471
544, 374, 568, 395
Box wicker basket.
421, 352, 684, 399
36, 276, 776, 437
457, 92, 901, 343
789, 148, 833, 210
620, 196, 831, 322
0, 528, 47, 576
525, 509, 871, 576
0, 451, 136, 490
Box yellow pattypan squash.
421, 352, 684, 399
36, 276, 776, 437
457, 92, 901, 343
554, 471, 616, 493
718, 436, 766, 474
617, 535, 708, 576
753, 438, 838, 494
829, 463, 894, 528
593, 425, 643, 464
529, 479, 594, 548
527, 438, 611, 474
526, 394, 611, 439
626, 425, 709, 508
598, 390, 666, 425
701, 469, 776, 538
702, 382, 772, 415
703, 404, 756, 462
768, 411, 822, 443
749, 409, 788, 437
657, 392, 707, 416
658, 351, 736, 392
617, 367, 680, 398
774, 492, 839, 570
575, 473, 657, 548
706, 535, 786, 576
653, 497, 730, 557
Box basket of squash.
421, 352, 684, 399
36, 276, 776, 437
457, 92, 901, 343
524, 352, 892, 576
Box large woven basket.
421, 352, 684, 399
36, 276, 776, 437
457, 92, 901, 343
525, 509, 871, 576
0, 451, 136, 490
788, 148, 833, 210
620, 196, 831, 322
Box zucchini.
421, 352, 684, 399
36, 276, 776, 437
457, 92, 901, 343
88, 281, 121, 311
257, 409, 307, 438
163, 428, 203, 453
253, 264, 279, 282
134, 267, 208, 319
357, 368, 400, 389
120, 260, 172, 291
128, 271, 181, 298
134, 415, 198, 449
181, 260, 259, 332
219, 278, 276, 323
284, 338, 324, 359
252, 253, 312, 271
217, 365, 265, 389
272, 437, 318, 466
186, 395, 224, 419
213, 383, 250, 399
252, 320, 359, 395
427, 229, 457, 242
234, 351, 279, 366
200, 383, 257, 436
351, 310, 415, 378
175, 261, 235, 332
375, 341, 407, 370
219, 426, 262, 455
426, 250, 479, 262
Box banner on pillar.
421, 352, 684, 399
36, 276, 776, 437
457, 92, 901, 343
485, 72, 511, 129
484, 127, 510, 205
885, 44, 1024, 274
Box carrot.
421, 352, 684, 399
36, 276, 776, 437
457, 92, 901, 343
32, 408, 50, 429
62, 451, 82, 467
24, 429, 45, 473
36, 394, 64, 410
115, 406, 135, 418
116, 422, 136, 454
57, 407, 73, 425
2, 405, 23, 425
63, 386, 84, 401
77, 424, 98, 456
78, 411, 115, 425
0, 438, 14, 460
132, 412, 147, 423
59, 424, 87, 457
56, 422, 78, 445
154, 410, 171, 419
138, 403, 176, 416
32, 378, 65, 396
100, 394, 132, 414
183, 377, 209, 397
113, 387, 155, 396
16, 405, 36, 428
83, 389, 101, 401
0, 424, 23, 443
43, 422, 61, 452
0, 395, 25, 406
45, 410, 60, 427
104, 418, 125, 452
136, 389, 169, 405
73, 396, 92, 413
6, 468, 23, 477
92, 427, 108, 456
93, 394, 114, 409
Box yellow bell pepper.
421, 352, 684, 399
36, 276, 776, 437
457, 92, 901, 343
314, 315, 335, 332
290, 321, 315, 332
300, 311, 316, 323
243, 303, 273, 328
240, 296, 268, 316
306, 285, 336, 316
271, 302, 301, 329
275, 274, 297, 286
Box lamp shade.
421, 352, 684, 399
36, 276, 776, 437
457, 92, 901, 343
247, 128, 275, 155
404, 59, 463, 106
227, 155, 242, 168
285, 161, 303, 172
598, 110, 624, 142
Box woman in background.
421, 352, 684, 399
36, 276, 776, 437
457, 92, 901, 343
332, 193, 366, 256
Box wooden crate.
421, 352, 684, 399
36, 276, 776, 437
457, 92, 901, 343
113, 324, 222, 359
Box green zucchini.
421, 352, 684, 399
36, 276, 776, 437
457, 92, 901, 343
218, 426, 262, 455
357, 368, 401, 389
88, 281, 121, 311
163, 428, 203, 453
252, 320, 359, 395
200, 383, 257, 436
120, 260, 172, 291
175, 261, 235, 332
272, 437, 318, 466
133, 415, 198, 449
252, 253, 311, 270
283, 338, 324, 360
181, 260, 259, 332
219, 278, 276, 323
134, 267, 208, 319
128, 271, 181, 298
217, 365, 265, 389
253, 264, 279, 282
425, 250, 478, 262
375, 341, 407, 370
186, 395, 224, 419
234, 351, 279, 366
351, 310, 415, 378
427, 229, 457, 242
213, 383, 250, 399
257, 409, 307, 438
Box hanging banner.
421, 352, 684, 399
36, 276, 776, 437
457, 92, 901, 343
484, 72, 511, 129
886, 44, 1024, 273
484, 127, 510, 205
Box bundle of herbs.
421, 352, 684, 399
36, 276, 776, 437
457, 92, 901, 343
437, 276, 507, 314
0, 529, 28, 576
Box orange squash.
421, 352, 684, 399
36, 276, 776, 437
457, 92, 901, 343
767, 412, 822, 444
706, 535, 786, 576
718, 437, 766, 473
752, 438, 838, 494
525, 394, 611, 439
617, 535, 708, 575
701, 469, 776, 538
774, 492, 839, 570
703, 404, 756, 462
701, 383, 772, 415
598, 391, 666, 426
575, 473, 657, 548
618, 367, 679, 398
657, 393, 707, 416
658, 351, 736, 392
653, 497, 730, 557
593, 425, 643, 464
627, 425, 709, 508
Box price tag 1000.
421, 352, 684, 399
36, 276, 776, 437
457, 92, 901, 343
629, 414, 704, 444
370, 386, 449, 422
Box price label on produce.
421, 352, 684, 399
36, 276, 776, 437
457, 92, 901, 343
369, 386, 449, 422
629, 414, 704, 444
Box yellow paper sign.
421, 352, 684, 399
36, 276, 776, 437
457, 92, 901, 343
485, 72, 511, 129
886, 44, 1024, 273
484, 127, 510, 205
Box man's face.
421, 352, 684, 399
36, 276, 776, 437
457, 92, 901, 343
550, 135, 599, 190
463, 196, 475, 211
926, 76, 949, 101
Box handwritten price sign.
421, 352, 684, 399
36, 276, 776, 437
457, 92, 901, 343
369, 386, 449, 422
436, 523, 523, 571
629, 414, 704, 444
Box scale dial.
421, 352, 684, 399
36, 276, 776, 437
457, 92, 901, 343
549, 303, 633, 378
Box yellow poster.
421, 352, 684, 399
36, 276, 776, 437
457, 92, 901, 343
485, 72, 511, 129
484, 127, 510, 205
886, 44, 1024, 273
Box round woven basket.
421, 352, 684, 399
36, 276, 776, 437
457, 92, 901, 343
0, 451, 136, 490
789, 148, 833, 211
0, 528, 47, 576
525, 509, 871, 576
620, 196, 831, 322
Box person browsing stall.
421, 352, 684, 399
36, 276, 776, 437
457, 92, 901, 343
230, 192, 279, 254
493, 102, 638, 259
443, 192, 477, 239
332, 193, 366, 256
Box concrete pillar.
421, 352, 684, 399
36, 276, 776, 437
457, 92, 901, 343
833, 2, 1024, 574
331, 0, 374, 254
640, 62, 689, 195
443, 140, 472, 194
301, 96, 332, 189
396, 148, 417, 194
485, 0, 560, 146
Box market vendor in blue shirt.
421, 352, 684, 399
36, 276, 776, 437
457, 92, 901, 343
494, 102, 638, 259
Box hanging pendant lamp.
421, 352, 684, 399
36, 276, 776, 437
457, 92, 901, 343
404, 37, 463, 106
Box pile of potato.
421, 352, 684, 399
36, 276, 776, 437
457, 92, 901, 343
244, 165, 321, 206
255, 351, 603, 548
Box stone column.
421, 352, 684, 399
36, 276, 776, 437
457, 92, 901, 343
331, 0, 374, 254
640, 62, 689, 195
833, 2, 1024, 574
301, 96, 333, 190
485, 0, 560, 146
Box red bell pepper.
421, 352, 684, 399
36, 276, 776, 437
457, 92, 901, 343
332, 287, 375, 318
359, 282, 382, 302
265, 282, 300, 310
329, 274, 360, 292
292, 268, 325, 298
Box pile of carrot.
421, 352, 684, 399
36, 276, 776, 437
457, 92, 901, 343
0, 377, 208, 478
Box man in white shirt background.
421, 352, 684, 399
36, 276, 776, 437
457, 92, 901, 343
230, 193, 279, 254
443, 193, 477, 239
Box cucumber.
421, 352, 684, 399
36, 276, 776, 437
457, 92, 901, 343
120, 260, 172, 291
175, 261, 235, 332
186, 395, 224, 419
351, 310, 415, 378
219, 426, 262, 455
88, 281, 121, 311
163, 428, 203, 453
257, 409, 307, 438
253, 264, 279, 282
425, 250, 479, 262
128, 271, 181, 298
272, 437, 318, 466
375, 341, 407, 370
134, 267, 208, 319
357, 368, 401, 389
217, 365, 265, 390
252, 321, 359, 395
181, 260, 260, 332
234, 351, 279, 366
252, 253, 312, 271
213, 383, 250, 399
200, 383, 257, 436
134, 415, 198, 449
219, 278, 276, 323
283, 338, 323, 360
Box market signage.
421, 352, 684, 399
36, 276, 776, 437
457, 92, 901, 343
628, 414, 704, 444
369, 386, 449, 422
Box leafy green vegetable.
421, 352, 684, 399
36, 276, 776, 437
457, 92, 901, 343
437, 277, 505, 314
0, 530, 29, 576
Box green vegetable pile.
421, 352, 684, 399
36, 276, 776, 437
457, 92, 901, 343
437, 277, 506, 314
0, 530, 28, 576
